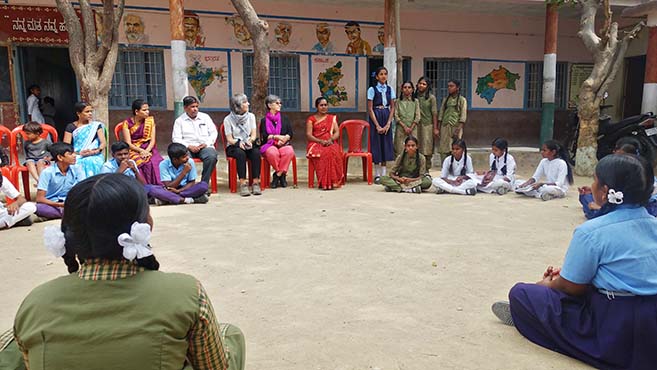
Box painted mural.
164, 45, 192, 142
471, 61, 525, 109
225, 15, 252, 46
312, 23, 334, 54
373, 26, 384, 54
344, 21, 371, 55
311, 56, 357, 110
186, 53, 228, 107
184, 11, 206, 48
124, 13, 147, 44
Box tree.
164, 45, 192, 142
568, 0, 643, 175
230, 0, 270, 121
56, 0, 124, 125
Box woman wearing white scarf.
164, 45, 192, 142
224, 94, 262, 196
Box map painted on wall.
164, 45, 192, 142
475, 65, 520, 104
317, 61, 348, 106
471, 60, 525, 109
186, 55, 227, 102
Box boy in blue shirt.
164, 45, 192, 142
157, 143, 208, 205
35, 142, 85, 219
102, 141, 180, 205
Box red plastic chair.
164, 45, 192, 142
0, 125, 12, 167
10, 124, 59, 200
1, 166, 16, 204
113, 122, 125, 141
220, 123, 266, 193
257, 122, 298, 189
339, 120, 373, 185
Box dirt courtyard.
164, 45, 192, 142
0, 171, 595, 370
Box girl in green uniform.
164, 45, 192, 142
415, 76, 438, 172
437, 79, 467, 162
379, 136, 432, 193
393, 81, 420, 157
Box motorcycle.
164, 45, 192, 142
564, 94, 657, 163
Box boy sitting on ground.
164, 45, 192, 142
35, 143, 85, 220
157, 143, 209, 205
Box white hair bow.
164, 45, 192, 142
607, 188, 624, 205
44, 225, 66, 258
117, 222, 153, 261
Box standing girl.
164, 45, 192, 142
477, 137, 517, 195
516, 140, 573, 201
379, 136, 432, 193
393, 81, 420, 157
492, 154, 657, 370
415, 77, 438, 172
436, 79, 467, 162
432, 139, 477, 195
63, 102, 106, 177
367, 66, 396, 183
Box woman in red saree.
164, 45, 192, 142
306, 97, 343, 190
119, 99, 164, 185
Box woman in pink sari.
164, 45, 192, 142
119, 99, 163, 185
306, 97, 343, 190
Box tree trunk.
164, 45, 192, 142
573, 0, 644, 176
56, 0, 124, 125
230, 0, 270, 122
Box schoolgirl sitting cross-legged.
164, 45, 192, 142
432, 139, 477, 195
492, 154, 657, 370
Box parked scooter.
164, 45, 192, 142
596, 112, 657, 160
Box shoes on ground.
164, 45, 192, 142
252, 183, 262, 195
15, 216, 34, 227
193, 194, 209, 204
271, 173, 279, 189
412, 185, 422, 193
374, 176, 381, 185
465, 187, 477, 196
496, 186, 509, 195
240, 184, 251, 197
280, 174, 288, 188
491, 301, 514, 326
541, 192, 557, 201
384, 186, 392, 192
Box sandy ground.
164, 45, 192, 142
0, 169, 595, 370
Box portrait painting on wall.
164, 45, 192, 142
312, 23, 334, 54
373, 26, 384, 54
184, 11, 206, 48
226, 15, 252, 46
344, 21, 371, 55
124, 13, 148, 44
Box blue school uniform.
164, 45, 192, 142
368, 83, 396, 163
100, 159, 137, 178
36, 164, 86, 202
509, 205, 657, 370
159, 158, 196, 187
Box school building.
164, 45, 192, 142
0, 0, 654, 150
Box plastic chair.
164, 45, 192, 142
219, 123, 265, 193
1, 166, 16, 204
113, 122, 125, 141
0, 125, 12, 167
10, 124, 59, 200
257, 122, 298, 189
339, 119, 372, 185
192, 123, 218, 194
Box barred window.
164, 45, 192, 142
243, 54, 300, 110
526, 61, 569, 110
110, 49, 166, 108
424, 58, 469, 104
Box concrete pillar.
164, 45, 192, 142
170, 0, 187, 119
540, 3, 558, 145
642, 12, 657, 114
383, 0, 397, 92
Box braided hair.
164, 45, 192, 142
399, 135, 421, 178
450, 138, 468, 176
544, 140, 574, 185
491, 137, 509, 176
440, 79, 462, 117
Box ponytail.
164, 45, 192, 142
544, 140, 574, 185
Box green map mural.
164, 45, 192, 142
317, 61, 348, 106
475, 65, 520, 104
187, 59, 227, 102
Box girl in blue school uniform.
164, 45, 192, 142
492, 154, 657, 370
367, 66, 396, 184
579, 137, 657, 218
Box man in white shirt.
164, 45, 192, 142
26, 84, 45, 124
172, 96, 218, 185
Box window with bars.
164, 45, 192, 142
110, 49, 166, 109
525, 61, 569, 110
423, 59, 469, 105
243, 54, 300, 110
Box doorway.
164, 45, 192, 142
16, 46, 78, 137
367, 57, 411, 91
622, 55, 645, 118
